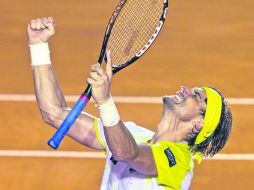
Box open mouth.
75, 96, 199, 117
167, 94, 183, 104
164, 87, 190, 105
168, 88, 187, 104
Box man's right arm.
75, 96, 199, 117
28, 17, 104, 150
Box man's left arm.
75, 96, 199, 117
87, 50, 157, 176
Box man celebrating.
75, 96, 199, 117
28, 17, 232, 190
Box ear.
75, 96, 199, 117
192, 120, 203, 134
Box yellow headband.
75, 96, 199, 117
194, 87, 222, 164
195, 87, 222, 145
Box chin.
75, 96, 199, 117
163, 96, 175, 110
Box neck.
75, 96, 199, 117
150, 111, 184, 144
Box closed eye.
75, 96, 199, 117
195, 90, 202, 101
192, 94, 198, 102
192, 91, 200, 102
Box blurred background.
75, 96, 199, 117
0, 0, 254, 189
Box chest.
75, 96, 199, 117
108, 156, 157, 189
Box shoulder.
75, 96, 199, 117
150, 141, 193, 189
151, 141, 192, 167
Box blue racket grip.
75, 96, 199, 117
47, 96, 90, 149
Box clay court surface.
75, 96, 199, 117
0, 0, 254, 189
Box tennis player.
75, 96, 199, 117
28, 17, 232, 190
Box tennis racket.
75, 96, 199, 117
47, 0, 169, 149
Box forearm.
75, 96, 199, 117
104, 121, 139, 161
96, 94, 139, 160
32, 64, 67, 127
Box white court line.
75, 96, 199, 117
0, 150, 105, 158
0, 150, 254, 160
0, 94, 254, 105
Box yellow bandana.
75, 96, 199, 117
194, 87, 222, 164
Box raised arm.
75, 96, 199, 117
27, 17, 103, 150
87, 51, 157, 175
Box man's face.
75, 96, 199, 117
163, 86, 207, 122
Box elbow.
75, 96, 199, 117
41, 112, 58, 127
40, 106, 65, 128
113, 149, 138, 162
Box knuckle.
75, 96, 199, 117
89, 73, 93, 78
91, 64, 97, 70
36, 19, 41, 25
91, 72, 97, 78
36, 22, 41, 28
31, 23, 36, 29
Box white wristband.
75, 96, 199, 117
98, 96, 120, 127
29, 42, 51, 66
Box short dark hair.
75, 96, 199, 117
186, 88, 233, 157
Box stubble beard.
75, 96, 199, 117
162, 97, 176, 117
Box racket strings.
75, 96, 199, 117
107, 0, 164, 67
110, 0, 161, 64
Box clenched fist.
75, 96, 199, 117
27, 17, 55, 45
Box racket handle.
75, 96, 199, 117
47, 85, 92, 149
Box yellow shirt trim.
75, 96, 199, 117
94, 118, 106, 150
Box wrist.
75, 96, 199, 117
29, 42, 51, 67
96, 95, 111, 106
29, 40, 46, 45
98, 96, 120, 127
